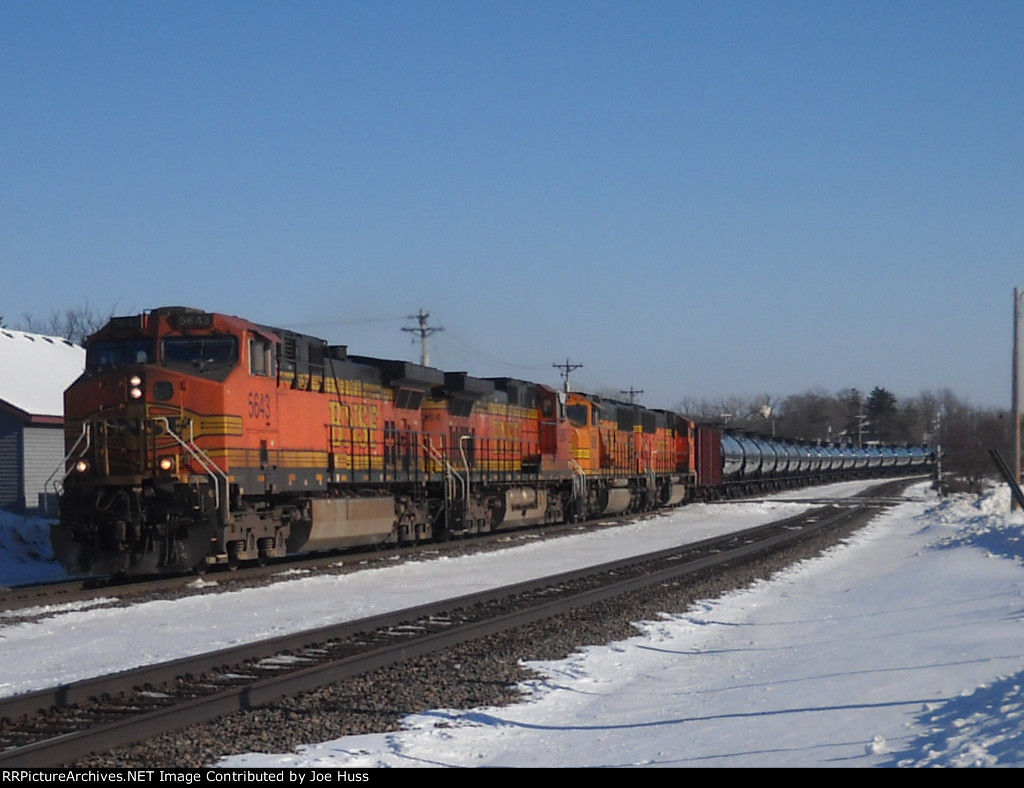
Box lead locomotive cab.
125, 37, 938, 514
53, 307, 270, 575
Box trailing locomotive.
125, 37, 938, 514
50, 307, 935, 576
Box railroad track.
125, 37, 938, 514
0, 490, 901, 767
0, 514, 640, 615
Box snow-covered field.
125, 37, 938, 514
3, 479, 1024, 767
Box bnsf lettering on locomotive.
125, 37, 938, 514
327, 399, 380, 448
248, 392, 272, 420
328, 401, 380, 448
494, 421, 522, 440
329, 402, 379, 428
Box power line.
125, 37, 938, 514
282, 315, 407, 329
440, 329, 550, 372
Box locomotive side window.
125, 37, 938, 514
394, 389, 424, 410
249, 335, 275, 377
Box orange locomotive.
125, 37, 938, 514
565, 392, 695, 516
52, 307, 694, 576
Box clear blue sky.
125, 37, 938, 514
2, 1, 1021, 410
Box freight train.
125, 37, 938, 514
50, 307, 935, 576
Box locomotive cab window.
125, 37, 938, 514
249, 335, 275, 377
163, 336, 238, 371
88, 339, 155, 370
566, 404, 589, 427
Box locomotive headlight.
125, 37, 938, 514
158, 456, 175, 472
128, 375, 144, 400
74, 460, 90, 473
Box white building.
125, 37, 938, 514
0, 329, 85, 514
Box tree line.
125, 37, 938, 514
676, 387, 1010, 493
1, 302, 111, 346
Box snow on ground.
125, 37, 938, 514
0, 491, 835, 697
0, 514, 68, 587
3, 479, 1024, 767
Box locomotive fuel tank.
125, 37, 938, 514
493, 487, 550, 528
286, 496, 397, 552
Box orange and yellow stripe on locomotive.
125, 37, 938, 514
135, 332, 557, 489
420, 395, 546, 475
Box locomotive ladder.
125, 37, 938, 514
643, 448, 658, 507
424, 438, 468, 535
152, 417, 232, 527
570, 459, 587, 519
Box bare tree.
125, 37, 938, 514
778, 389, 846, 442
675, 383, 1008, 494
941, 408, 1010, 493
16, 301, 114, 345
675, 394, 782, 434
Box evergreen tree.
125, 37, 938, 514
866, 386, 899, 442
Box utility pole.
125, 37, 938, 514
620, 387, 644, 404
402, 309, 442, 367
553, 358, 583, 393
1014, 288, 1022, 510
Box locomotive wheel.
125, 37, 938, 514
227, 541, 244, 571
257, 537, 275, 566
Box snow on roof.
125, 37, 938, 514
0, 328, 85, 419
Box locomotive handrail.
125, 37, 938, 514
570, 459, 587, 518
42, 422, 92, 513
424, 438, 469, 533
643, 447, 657, 480
152, 416, 232, 527
459, 434, 472, 526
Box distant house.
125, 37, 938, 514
0, 329, 85, 514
